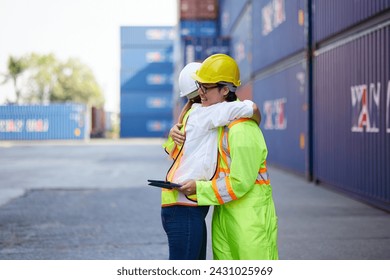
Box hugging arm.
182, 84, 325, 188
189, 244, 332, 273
251, 103, 261, 125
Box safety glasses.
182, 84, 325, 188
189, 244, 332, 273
195, 81, 220, 95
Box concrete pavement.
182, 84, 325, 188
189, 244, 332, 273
0, 139, 389, 259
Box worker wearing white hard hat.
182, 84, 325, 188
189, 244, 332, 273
178, 62, 202, 100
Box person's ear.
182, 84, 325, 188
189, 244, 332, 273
222, 86, 229, 96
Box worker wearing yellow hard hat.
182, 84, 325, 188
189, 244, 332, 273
178, 53, 279, 260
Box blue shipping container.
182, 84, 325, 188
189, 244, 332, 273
120, 113, 173, 138
121, 46, 173, 71
252, 0, 307, 73
253, 60, 309, 176
219, 0, 249, 36
180, 20, 218, 37
0, 103, 87, 140
231, 2, 252, 84
120, 65, 173, 91
121, 26, 175, 47
312, 0, 390, 43
183, 37, 230, 64
313, 22, 390, 210
120, 92, 173, 114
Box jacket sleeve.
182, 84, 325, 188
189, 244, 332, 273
196, 120, 267, 205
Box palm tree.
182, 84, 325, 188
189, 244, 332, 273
1, 56, 26, 104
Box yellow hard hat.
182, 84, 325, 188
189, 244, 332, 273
191, 54, 241, 87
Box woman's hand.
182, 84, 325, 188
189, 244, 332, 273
177, 180, 197, 196
252, 103, 261, 125
170, 123, 186, 146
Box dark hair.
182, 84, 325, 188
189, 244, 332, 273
190, 95, 201, 104
225, 91, 237, 102
216, 83, 237, 102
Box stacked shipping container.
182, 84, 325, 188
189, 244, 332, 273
178, 0, 230, 65
120, 26, 175, 137
215, 0, 390, 210
312, 1, 390, 210
252, 0, 309, 176
172, 0, 227, 121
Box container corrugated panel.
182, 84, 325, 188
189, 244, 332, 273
231, 3, 252, 84
313, 22, 390, 210
120, 64, 173, 91
120, 113, 172, 138
121, 46, 173, 71
120, 26, 175, 48
219, 0, 249, 36
253, 60, 309, 176
0, 103, 87, 140
120, 92, 173, 114
313, 0, 390, 43
183, 37, 230, 64
180, 20, 218, 37
236, 81, 253, 101
180, 0, 218, 20
252, 0, 307, 73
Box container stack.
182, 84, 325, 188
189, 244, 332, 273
178, 0, 227, 65
173, 0, 230, 120
219, 0, 309, 176
251, 0, 308, 176
219, 0, 390, 211
219, 0, 254, 87
311, 0, 390, 210
120, 26, 175, 137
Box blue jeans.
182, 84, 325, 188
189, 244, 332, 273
161, 205, 209, 260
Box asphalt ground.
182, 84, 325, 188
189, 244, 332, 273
0, 139, 389, 260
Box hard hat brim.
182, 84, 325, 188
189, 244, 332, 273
190, 72, 214, 84
191, 71, 241, 87
190, 72, 202, 83
180, 89, 199, 99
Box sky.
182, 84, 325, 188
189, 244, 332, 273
0, 0, 177, 112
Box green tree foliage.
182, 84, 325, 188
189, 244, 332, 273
52, 58, 104, 107
24, 53, 58, 103
1, 56, 27, 104
2, 53, 104, 107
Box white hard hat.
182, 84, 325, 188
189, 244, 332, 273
179, 62, 201, 99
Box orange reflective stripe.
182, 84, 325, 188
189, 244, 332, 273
166, 117, 189, 181
167, 150, 183, 181
212, 179, 224, 204
171, 145, 180, 159
225, 177, 237, 200
256, 179, 271, 185
218, 167, 229, 173
227, 118, 251, 129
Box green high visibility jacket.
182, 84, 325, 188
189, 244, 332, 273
196, 119, 279, 260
